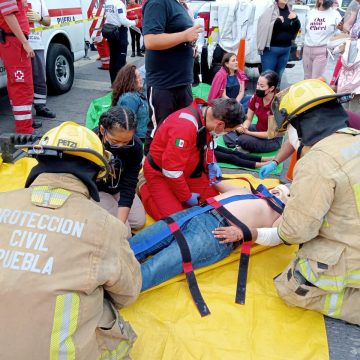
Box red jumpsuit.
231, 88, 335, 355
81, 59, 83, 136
141, 98, 218, 220
0, 0, 34, 133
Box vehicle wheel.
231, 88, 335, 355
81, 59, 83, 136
46, 43, 74, 95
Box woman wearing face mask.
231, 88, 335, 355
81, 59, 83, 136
257, 0, 300, 85
208, 53, 251, 113
94, 106, 146, 238
112, 64, 149, 142
235, 70, 283, 153
296, 0, 342, 79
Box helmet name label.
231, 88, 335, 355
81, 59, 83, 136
57, 139, 78, 148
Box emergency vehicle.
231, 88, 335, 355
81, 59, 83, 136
0, 0, 106, 94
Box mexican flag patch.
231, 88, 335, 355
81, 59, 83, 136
175, 138, 185, 148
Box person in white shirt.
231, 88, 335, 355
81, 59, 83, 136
104, 0, 137, 83
296, 0, 342, 79
27, 0, 56, 122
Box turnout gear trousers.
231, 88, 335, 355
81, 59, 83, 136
0, 173, 141, 359
275, 129, 360, 325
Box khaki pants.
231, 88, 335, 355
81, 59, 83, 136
98, 192, 146, 238
274, 259, 360, 325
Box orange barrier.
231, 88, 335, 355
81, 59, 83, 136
286, 151, 297, 182
237, 38, 246, 71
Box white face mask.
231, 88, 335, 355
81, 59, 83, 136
210, 128, 227, 138
287, 124, 300, 151
212, 131, 227, 137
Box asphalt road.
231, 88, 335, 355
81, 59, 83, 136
0, 49, 359, 359
0, 49, 144, 134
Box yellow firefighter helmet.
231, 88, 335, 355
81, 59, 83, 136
271, 79, 352, 133
20, 122, 110, 178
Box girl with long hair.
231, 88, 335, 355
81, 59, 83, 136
208, 52, 250, 113
112, 64, 149, 141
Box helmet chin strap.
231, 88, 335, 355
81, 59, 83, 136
202, 106, 209, 126
296, 144, 304, 160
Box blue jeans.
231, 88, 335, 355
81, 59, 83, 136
261, 46, 291, 84
129, 207, 234, 291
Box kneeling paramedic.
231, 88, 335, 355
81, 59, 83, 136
140, 97, 245, 220
0, 122, 141, 359
236, 80, 360, 325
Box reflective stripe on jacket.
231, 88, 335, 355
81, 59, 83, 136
279, 129, 360, 291
0, 173, 141, 359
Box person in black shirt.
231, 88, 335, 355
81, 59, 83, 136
95, 106, 145, 238
260, 0, 300, 85
142, 0, 203, 154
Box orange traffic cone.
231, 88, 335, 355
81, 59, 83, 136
237, 38, 246, 71
95, 37, 110, 70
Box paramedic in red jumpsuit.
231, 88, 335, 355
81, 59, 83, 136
0, 0, 35, 134
141, 97, 245, 220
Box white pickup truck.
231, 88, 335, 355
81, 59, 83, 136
0, 0, 105, 94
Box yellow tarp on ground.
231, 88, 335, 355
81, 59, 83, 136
123, 245, 329, 360
0, 160, 329, 359
0, 157, 37, 191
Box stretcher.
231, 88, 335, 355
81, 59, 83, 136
0, 160, 329, 360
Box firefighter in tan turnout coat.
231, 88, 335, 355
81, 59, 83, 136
0, 122, 141, 359
271, 80, 360, 325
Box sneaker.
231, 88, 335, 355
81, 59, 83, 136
130, 52, 136, 57
137, 52, 144, 57
32, 119, 43, 129
35, 105, 56, 119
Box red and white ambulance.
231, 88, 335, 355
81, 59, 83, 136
0, 0, 106, 94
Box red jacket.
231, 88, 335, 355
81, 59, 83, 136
148, 98, 215, 202
0, 0, 30, 34
127, 3, 142, 28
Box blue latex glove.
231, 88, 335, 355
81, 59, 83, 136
185, 192, 200, 207
259, 161, 278, 179
208, 162, 222, 185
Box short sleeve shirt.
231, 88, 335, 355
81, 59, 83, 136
142, 0, 194, 89
248, 94, 273, 132
28, 0, 49, 50
0, 0, 29, 34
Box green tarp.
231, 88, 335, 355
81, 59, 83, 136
85, 92, 112, 130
